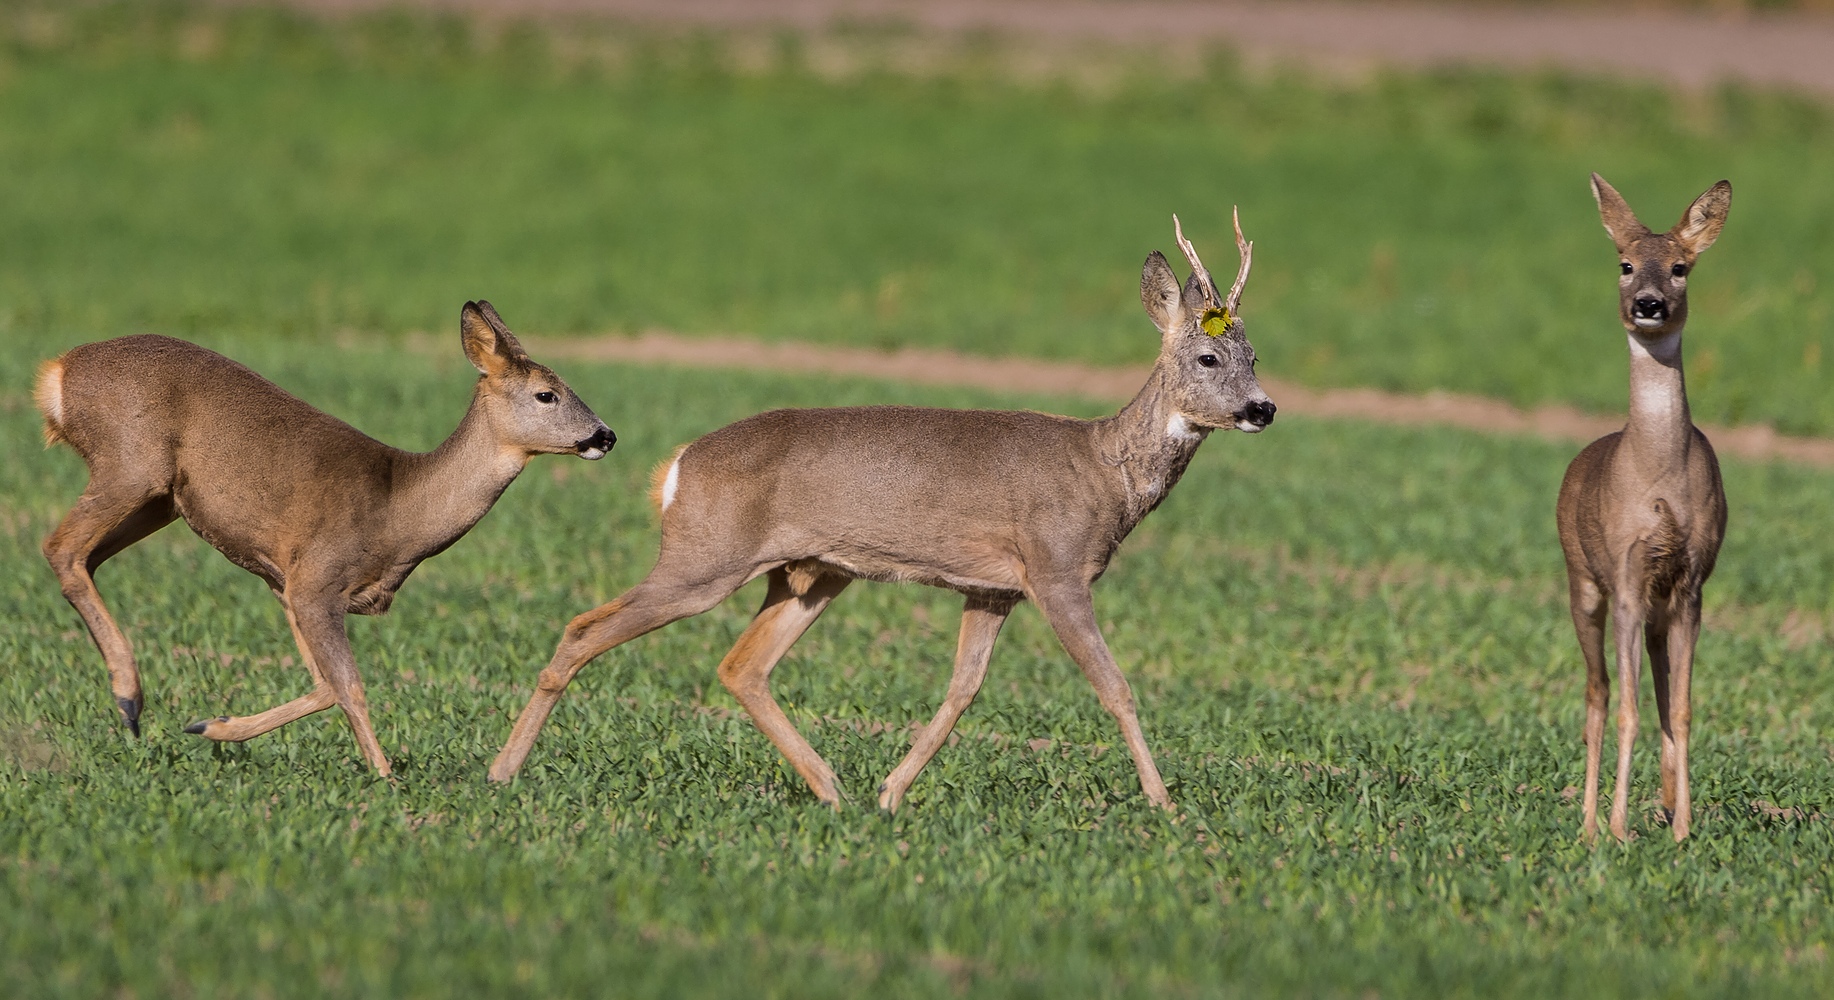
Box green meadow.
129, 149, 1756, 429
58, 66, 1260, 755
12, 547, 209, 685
4, 3, 1834, 997
1, 2, 1831, 430
4, 341, 1834, 998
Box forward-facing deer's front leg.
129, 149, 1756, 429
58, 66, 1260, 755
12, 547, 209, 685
877, 594, 1015, 812
717, 567, 853, 806
43, 484, 177, 737
185, 604, 338, 744
1031, 580, 1171, 809
490, 569, 749, 782
276, 594, 390, 776
1568, 573, 1611, 843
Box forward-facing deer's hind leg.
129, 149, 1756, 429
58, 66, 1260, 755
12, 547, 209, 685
1608, 591, 1649, 842
489, 564, 753, 782
185, 604, 337, 746
1568, 573, 1611, 843
1030, 579, 1171, 809
716, 565, 852, 806
1662, 593, 1701, 841
43, 483, 178, 736
1646, 608, 1677, 826
878, 594, 1015, 812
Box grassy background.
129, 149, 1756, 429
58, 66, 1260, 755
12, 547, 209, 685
6, 3, 1834, 996
0, 2, 1830, 431
4, 339, 1834, 997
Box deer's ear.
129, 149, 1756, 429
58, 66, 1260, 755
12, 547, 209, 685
1672, 180, 1732, 255
1140, 251, 1183, 336
461, 300, 523, 377
1590, 173, 1647, 251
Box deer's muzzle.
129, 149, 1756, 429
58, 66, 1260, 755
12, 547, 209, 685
576, 426, 616, 460
1235, 399, 1276, 433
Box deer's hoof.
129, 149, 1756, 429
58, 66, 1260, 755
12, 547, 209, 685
183, 716, 229, 737
116, 697, 142, 738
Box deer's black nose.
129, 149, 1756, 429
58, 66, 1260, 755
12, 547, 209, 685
577, 426, 616, 457
1243, 399, 1276, 426
1633, 297, 1667, 319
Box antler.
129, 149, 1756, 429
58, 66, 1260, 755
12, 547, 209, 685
1224, 205, 1253, 317
1171, 213, 1219, 307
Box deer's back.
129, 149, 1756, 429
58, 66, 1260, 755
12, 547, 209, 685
52, 335, 403, 549
665, 406, 1126, 590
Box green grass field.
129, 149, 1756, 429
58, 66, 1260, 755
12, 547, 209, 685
5, 3, 1834, 996
1, 2, 1831, 431
5, 336, 1834, 998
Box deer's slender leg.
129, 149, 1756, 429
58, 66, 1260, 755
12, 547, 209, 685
716, 568, 852, 806
185, 605, 336, 743
877, 594, 1014, 812
1646, 611, 1677, 821
1665, 595, 1701, 841
1568, 574, 1611, 843
283, 599, 390, 776
1608, 593, 1647, 842
1030, 581, 1171, 809
489, 569, 750, 782
43, 486, 177, 736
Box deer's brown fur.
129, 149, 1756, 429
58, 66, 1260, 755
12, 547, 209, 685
1556, 175, 1730, 842
37, 302, 614, 775
490, 214, 1276, 810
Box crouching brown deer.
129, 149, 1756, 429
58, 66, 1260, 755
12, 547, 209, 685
1558, 175, 1731, 842
490, 213, 1275, 810
36, 301, 615, 776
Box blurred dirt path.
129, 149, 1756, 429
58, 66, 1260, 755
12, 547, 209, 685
280, 0, 1834, 98
527, 332, 1834, 467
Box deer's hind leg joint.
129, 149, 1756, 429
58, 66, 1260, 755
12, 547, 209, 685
43, 488, 177, 737
717, 568, 851, 806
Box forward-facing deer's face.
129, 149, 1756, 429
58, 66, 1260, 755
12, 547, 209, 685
460, 301, 615, 460
1591, 174, 1731, 341
1142, 213, 1276, 433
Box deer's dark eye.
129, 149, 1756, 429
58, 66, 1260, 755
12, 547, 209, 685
1620, 262, 1634, 275
1197, 354, 1220, 368
1671, 263, 1688, 277
535, 390, 558, 404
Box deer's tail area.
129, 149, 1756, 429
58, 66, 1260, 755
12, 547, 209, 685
33, 356, 67, 448
648, 443, 691, 514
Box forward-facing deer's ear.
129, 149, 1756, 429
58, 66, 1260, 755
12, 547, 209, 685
1141, 251, 1183, 336
1590, 173, 1647, 250
460, 300, 524, 377
1672, 180, 1732, 255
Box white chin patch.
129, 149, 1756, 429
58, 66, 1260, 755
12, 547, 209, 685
1633, 316, 1665, 330
579, 447, 606, 461
1235, 419, 1266, 433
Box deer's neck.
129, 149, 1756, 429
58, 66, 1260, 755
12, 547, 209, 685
1096, 364, 1208, 531
391, 387, 528, 558
1621, 328, 1694, 473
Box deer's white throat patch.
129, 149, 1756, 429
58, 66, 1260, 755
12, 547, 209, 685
1165, 414, 1203, 442
659, 457, 681, 511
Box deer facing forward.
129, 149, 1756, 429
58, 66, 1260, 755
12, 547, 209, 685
490, 213, 1275, 810
37, 302, 614, 776
1557, 175, 1730, 842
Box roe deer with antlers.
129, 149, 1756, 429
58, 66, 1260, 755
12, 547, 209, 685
1557, 175, 1730, 842
36, 302, 614, 776
490, 213, 1275, 810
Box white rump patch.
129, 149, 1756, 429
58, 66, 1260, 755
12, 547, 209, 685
37, 362, 63, 425
659, 457, 681, 511
1165, 413, 1202, 442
